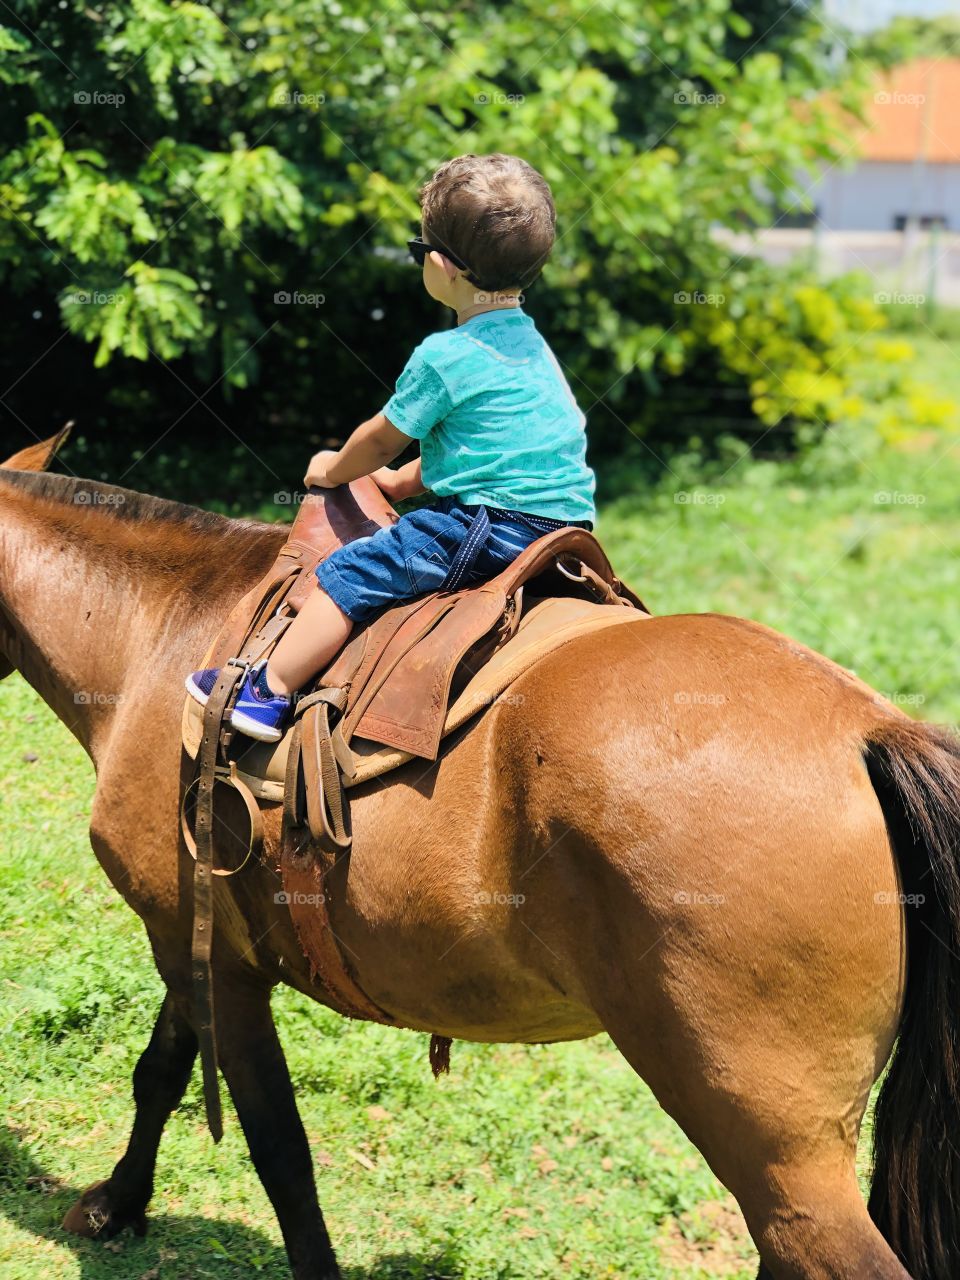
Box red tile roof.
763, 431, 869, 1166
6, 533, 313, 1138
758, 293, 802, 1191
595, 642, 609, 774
858, 58, 960, 164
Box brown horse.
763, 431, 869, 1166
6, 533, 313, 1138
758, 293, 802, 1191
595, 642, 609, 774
3, 432, 960, 1280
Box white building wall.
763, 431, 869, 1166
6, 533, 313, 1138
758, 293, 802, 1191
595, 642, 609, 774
810, 161, 960, 231
715, 227, 960, 305
824, 0, 960, 32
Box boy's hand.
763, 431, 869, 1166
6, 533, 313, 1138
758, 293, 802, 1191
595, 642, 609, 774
302, 417, 409, 491
304, 450, 340, 489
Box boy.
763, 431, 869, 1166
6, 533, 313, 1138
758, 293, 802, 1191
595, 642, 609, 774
187, 152, 596, 741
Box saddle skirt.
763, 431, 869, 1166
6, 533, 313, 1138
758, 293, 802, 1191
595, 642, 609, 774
183, 592, 647, 796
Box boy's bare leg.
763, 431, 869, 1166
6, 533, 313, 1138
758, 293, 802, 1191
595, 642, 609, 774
265, 587, 353, 696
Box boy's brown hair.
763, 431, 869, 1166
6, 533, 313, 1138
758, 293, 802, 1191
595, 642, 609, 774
419, 153, 556, 293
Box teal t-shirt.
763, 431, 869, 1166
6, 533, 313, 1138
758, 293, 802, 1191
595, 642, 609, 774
381, 308, 596, 523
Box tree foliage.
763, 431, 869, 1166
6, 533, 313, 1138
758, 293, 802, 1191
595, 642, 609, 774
0, 0, 882, 501
858, 14, 960, 65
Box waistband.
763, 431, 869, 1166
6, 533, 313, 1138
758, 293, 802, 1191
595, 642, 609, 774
437, 495, 593, 533
437, 499, 593, 593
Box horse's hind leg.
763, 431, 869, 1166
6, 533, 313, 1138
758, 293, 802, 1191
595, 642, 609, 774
740, 1163, 909, 1280
599, 1004, 909, 1280
63, 990, 197, 1239
612, 1028, 908, 1277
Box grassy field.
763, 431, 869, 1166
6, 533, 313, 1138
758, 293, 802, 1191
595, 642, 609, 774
2, 332, 960, 1279
0, 679, 757, 1280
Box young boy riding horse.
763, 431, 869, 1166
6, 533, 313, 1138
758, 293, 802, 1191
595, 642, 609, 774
186, 152, 596, 740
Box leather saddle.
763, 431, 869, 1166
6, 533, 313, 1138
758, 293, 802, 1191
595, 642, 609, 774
183, 478, 646, 850
180, 479, 647, 1138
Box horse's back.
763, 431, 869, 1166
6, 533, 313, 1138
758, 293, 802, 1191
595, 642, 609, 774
317, 612, 902, 1061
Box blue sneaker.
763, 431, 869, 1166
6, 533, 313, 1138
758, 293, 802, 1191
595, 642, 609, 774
230, 669, 290, 743
185, 666, 290, 743
185, 666, 220, 707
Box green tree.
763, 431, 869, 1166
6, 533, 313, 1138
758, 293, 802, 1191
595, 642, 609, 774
0, 0, 877, 502
858, 13, 960, 65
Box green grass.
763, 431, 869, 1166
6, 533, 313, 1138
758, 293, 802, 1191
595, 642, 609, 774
905, 324, 960, 408
883, 308, 960, 404
4, 343, 960, 1278
600, 347, 960, 724
0, 674, 753, 1280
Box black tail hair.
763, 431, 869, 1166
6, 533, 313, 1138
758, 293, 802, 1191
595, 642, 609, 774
866, 718, 960, 1278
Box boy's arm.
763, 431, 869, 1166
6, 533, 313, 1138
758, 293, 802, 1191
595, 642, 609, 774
372, 458, 425, 502
304, 413, 409, 488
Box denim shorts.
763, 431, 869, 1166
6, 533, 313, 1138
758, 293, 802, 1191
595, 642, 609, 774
316, 500, 544, 624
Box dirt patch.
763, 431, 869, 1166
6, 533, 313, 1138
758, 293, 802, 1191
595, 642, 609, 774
657, 1196, 757, 1277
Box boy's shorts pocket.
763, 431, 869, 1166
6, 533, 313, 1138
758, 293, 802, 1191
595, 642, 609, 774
404, 533, 454, 595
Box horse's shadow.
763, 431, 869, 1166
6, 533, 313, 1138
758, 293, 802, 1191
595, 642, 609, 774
0, 1125, 467, 1279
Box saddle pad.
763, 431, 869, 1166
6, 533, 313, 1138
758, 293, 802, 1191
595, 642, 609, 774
182, 596, 647, 797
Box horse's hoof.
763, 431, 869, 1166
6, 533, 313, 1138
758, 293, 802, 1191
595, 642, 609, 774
62, 1180, 148, 1240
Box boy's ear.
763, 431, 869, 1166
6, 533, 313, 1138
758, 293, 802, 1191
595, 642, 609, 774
428, 250, 459, 280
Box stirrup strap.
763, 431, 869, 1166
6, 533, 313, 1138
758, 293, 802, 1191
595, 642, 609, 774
191, 661, 249, 1143
296, 688, 351, 854
187, 607, 298, 1144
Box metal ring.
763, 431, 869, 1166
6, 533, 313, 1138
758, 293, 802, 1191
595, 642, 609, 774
180, 774, 260, 877
556, 556, 588, 584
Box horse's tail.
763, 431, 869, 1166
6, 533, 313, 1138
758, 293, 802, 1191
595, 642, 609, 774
865, 717, 960, 1278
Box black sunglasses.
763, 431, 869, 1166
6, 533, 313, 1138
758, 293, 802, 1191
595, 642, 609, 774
407, 235, 470, 273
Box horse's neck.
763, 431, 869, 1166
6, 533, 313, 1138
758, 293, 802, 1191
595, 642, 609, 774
0, 486, 280, 767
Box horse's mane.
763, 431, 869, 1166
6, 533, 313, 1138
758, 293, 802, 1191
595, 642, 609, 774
0, 467, 275, 539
